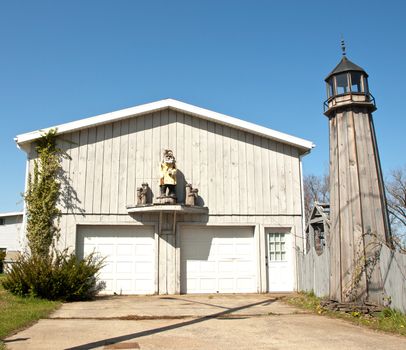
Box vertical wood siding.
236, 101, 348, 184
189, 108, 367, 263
329, 108, 389, 303
53, 109, 302, 217
22, 111, 307, 294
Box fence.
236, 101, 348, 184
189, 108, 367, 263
297, 245, 406, 314
297, 247, 330, 297
380, 245, 406, 313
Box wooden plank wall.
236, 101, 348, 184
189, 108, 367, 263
380, 245, 406, 314
297, 247, 330, 298
299, 243, 406, 314
54, 108, 303, 219
329, 108, 390, 303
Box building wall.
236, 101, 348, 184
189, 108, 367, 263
26, 108, 306, 292
0, 215, 23, 252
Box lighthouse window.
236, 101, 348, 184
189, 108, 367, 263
327, 78, 334, 98
336, 73, 349, 95
350, 72, 362, 93
362, 76, 369, 93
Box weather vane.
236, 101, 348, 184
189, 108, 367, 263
340, 36, 346, 56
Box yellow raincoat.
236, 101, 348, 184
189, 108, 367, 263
160, 163, 177, 185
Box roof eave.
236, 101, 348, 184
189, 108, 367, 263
0, 211, 24, 218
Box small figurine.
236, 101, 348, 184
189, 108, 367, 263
185, 183, 199, 206
136, 182, 149, 205
159, 149, 177, 199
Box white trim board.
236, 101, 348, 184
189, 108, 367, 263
15, 99, 315, 153
0, 212, 23, 218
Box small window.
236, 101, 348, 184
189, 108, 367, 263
335, 73, 349, 95
269, 233, 287, 261
362, 76, 369, 93
314, 226, 325, 256
327, 78, 334, 98
0, 218, 4, 225
350, 72, 362, 93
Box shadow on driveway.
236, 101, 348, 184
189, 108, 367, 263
65, 297, 277, 350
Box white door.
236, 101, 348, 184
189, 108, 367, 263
77, 225, 155, 295
180, 226, 257, 293
267, 232, 293, 292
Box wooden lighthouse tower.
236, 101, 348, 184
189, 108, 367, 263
324, 44, 391, 304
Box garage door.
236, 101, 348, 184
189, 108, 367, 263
180, 226, 257, 293
77, 225, 155, 295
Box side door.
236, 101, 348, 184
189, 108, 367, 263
267, 232, 293, 292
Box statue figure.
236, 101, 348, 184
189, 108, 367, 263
185, 183, 199, 206
136, 182, 149, 205
159, 149, 177, 199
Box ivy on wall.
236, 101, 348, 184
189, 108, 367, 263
25, 129, 62, 257
2, 131, 106, 300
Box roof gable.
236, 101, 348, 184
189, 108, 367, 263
15, 99, 314, 153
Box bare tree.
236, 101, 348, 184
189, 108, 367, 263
303, 173, 330, 223
385, 165, 406, 251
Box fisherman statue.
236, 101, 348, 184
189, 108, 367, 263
158, 149, 177, 203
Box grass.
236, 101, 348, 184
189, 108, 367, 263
0, 274, 61, 349
285, 292, 406, 337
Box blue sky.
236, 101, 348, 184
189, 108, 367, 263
1, 0, 405, 212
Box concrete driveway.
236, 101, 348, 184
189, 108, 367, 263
4, 294, 406, 350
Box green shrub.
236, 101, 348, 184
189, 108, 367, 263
1, 250, 105, 301
0, 250, 5, 273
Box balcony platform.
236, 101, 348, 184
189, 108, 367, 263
126, 204, 208, 214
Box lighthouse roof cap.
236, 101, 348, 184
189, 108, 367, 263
325, 56, 368, 81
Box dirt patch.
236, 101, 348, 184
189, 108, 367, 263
49, 315, 191, 321
49, 313, 272, 321
104, 342, 140, 349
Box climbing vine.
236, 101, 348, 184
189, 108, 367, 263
342, 230, 383, 302
2, 130, 106, 300
25, 129, 62, 258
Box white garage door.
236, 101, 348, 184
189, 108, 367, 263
180, 226, 257, 293
77, 225, 155, 295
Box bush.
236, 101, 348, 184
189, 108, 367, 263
1, 250, 105, 301
0, 250, 5, 273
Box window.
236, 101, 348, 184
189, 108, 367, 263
362, 76, 369, 93
350, 72, 362, 93
0, 218, 4, 225
335, 73, 349, 95
269, 233, 286, 261
314, 226, 325, 256
327, 78, 334, 98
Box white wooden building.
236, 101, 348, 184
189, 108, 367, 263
15, 99, 314, 295
0, 212, 23, 266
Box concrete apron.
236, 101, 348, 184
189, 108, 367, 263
5, 294, 406, 350
49, 293, 296, 319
